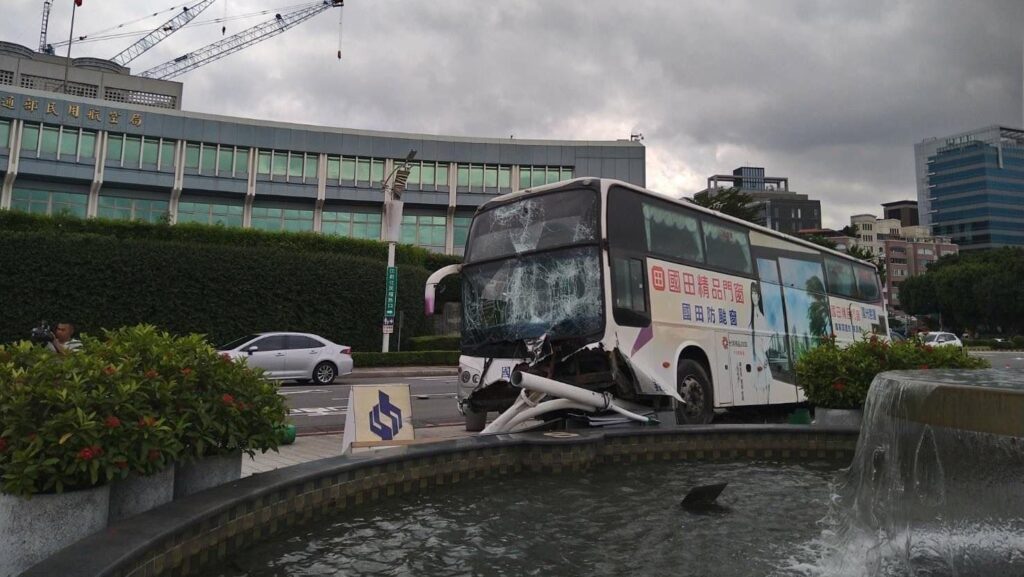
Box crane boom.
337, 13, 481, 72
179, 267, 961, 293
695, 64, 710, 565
38, 0, 53, 53
111, 0, 218, 66
140, 0, 342, 80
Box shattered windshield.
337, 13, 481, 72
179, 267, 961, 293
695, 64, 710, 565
462, 246, 604, 352
465, 188, 599, 263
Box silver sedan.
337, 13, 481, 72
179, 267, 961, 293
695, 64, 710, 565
218, 332, 354, 385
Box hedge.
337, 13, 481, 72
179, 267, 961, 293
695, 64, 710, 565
407, 335, 461, 351
0, 210, 461, 272
352, 351, 460, 367
0, 230, 438, 352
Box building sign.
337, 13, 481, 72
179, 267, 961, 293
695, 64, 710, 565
0, 92, 143, 127
340, 384, 415, 453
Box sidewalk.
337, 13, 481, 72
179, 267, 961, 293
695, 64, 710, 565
242, 424, 469, 476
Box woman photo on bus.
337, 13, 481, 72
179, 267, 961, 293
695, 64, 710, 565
750, 281, 773, 393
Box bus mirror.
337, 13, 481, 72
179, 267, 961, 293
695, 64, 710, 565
424, 264, 462, 316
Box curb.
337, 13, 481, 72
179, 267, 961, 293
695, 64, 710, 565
341, 366, 458, 379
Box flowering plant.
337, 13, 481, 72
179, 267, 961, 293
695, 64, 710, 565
0, 325, 287, 497
795, 335, 989, 409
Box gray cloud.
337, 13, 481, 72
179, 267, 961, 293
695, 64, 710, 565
4, 0, 1022, 228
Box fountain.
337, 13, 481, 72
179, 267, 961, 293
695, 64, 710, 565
24, 370, 1023, 577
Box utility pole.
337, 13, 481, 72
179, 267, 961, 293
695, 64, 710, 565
381, 150, 417, 353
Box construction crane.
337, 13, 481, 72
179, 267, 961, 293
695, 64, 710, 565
38, 0, 53, 53
110, 0, 217, 66
140, 0, 343, 80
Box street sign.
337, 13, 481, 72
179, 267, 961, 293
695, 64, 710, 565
384, 266, 398, 318
382, 317, 395, 334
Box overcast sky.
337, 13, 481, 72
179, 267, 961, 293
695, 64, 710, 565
3, 0, 1022, 227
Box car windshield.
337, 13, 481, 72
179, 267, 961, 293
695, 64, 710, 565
220, 334, 260, 350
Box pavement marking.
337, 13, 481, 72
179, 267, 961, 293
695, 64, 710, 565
290, 406, 347, 417
414, 393, 457, 399
279, 389, 331, 396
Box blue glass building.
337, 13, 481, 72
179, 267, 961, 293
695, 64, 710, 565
926, 127, 1024, 250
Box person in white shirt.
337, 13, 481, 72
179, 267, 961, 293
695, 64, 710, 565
47, 322, 82, 355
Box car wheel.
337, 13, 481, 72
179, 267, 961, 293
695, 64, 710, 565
674, 359, 714, 425
312, 361, 337, 385
464, 407, 487, 432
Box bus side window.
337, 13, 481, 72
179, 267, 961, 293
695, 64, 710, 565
611, 256, 650, 327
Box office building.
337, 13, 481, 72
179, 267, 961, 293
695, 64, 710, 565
700, 166, 821, 234
916, 126, 1024, 249
0, 44, 644, 256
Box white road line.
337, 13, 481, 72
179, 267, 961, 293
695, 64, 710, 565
278, 389, 331, 395
289, 406, 347, 417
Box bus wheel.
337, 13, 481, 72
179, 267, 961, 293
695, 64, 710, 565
675, 359, 713, 425
464, 407, 487, 432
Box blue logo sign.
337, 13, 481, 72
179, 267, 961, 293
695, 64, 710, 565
368, 390, 403, 440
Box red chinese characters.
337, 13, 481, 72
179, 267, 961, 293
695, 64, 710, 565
668, 270, 681, 293
683, 273, 696, 295
652, 266, 666, 291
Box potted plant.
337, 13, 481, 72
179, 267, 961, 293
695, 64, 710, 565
0, 340, 179, 576
160, 334, 287, 498
796, 335, 989, 426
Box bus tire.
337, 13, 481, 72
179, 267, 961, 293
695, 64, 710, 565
464, 407, 487, 432
675, 359, 714, 425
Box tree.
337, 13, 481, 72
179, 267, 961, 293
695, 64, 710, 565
690, 187, 761, 223
801, 234, 837, 250
840, 225, 858, 238
898, 248, 1024, 334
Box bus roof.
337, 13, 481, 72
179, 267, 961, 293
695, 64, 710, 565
481, 177, 874, 268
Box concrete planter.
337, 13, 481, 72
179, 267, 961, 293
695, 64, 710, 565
0, 483, 110, 577
174, 452, 242, 499
813, 407, 864, 428
109, 465, 175, 522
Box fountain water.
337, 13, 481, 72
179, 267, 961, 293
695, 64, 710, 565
790, 369, 1024, 576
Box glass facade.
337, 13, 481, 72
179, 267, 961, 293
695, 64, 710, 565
401, 213, 447, 253
98, 195, 169, 223
251, 205, 314, 232
177, 201, 243, 227
322, 209, 381, 240
11, 187, 88, 218
518, 165, 573, 189
928, 139, 1024, 249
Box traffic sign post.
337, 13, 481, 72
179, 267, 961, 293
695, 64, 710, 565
384, 266, 397, 318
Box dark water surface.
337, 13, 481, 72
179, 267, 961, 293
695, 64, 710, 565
205, 461, 841, 577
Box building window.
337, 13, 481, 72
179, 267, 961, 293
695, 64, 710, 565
39, 125, 59, 155
58, 127, 78, 158
518, 166, 573, 189
272, 151, 287, 178
257, 150, 272, 175
200, 144, 216, 173
401, 214, 446, 252
251, 205, 314, 232
183, 142, 200, 169
303, 154, 319, 182
217, 146, 233, 175
11, 188, 88, 218
21, 123, 39, 153
98, 195, 169, 223
177, 201, 243, 227
234, 148, 249, 175
322, 209, 381, 240
80, 130, 96, 159
159, 140, 175, 171
0, 120, 10, 149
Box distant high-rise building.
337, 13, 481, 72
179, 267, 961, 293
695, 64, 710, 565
915, 126, 1024, 249
698, 166, 821, 234
881, 200, 919, 227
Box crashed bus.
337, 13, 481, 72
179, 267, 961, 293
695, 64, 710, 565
425, 178, 887, 432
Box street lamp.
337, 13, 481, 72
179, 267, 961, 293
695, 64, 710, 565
380, 149, 417, 353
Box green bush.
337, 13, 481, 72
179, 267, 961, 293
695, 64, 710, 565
352, 351, 459, 367
1014, 336, 1024, 348
0, 230, 441, 352
0, 325, 286, 497
407, 335, 460, 351
796, 336, 990, 410
963, 338, 995, 348
0, 210, 461, 270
